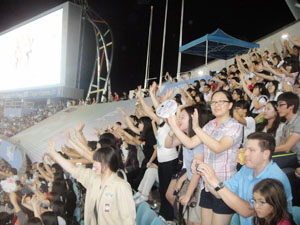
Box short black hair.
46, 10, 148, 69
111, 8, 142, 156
247, 132, 275, 160
211, 90, 233, 103
231, 77, 240, 83
234, 100, 250, 113
277, 92, 299, 114
204, 83, 211, 89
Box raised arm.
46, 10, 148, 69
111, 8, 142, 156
136, 85, 160, 124
192, 109, 235, 153
76, 122, 88, 145
183, 77, 194, 89
68, 158, 91, 165
36, 163, 53, 182
279, 36, 288, 58
289, 35, 300, 47
149, 82, 160, 109
167, 114, 201, 149
61, 145, 82, 159
239, 72, 253, 98
48, 139, 78, 175
41, 154, 54, 179
233, 108, 247, 126
116, 126, 142, 145
120, 109, 140, 135
0, 171, 12, 177
279, 66, 294, 78
65, 129, 93, 162
271, 39, 280, 56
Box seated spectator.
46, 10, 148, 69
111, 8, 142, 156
251, 178, 294, 225
275, 92, 300, 164
232, 88, 244, 102
256, 101, 284, 146
233, 100, 256, 147
240, 73, 269, 117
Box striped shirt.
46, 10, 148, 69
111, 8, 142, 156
202, 117, 243, 190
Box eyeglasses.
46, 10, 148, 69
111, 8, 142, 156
210, 100, 230, 106
250, 199, 267, 207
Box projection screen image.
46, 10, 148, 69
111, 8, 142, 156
0, 9, 63, 91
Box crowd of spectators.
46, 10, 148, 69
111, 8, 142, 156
1, 33, 300, 225
0, 101, 67, 137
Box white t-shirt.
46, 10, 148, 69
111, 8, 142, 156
156, 122, 178, 163
243, 72, 254, 80
243, 117, 256, 147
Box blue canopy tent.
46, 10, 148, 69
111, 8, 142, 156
179, 28, 260, 65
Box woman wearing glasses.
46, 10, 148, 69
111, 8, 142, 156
191, 90, 243, 225
251, 178, 293, 225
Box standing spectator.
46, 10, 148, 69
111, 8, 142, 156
114, 92, 119, 102
48, 141, 136, 225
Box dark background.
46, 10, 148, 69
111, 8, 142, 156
0, 0, 295, 97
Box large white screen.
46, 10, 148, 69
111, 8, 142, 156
0, 9, 63, 91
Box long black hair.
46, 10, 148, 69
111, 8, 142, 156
137, 116, 154, 141
256, 101, 281, 137
182, 105, 213, 137
253, 83, 270, 98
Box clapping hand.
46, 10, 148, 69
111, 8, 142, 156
191, 108, 200, 131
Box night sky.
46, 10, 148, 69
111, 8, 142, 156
0, 0, 295, 97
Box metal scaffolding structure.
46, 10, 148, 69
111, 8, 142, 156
77, 0, 114, 103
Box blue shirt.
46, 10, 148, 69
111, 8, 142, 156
224, 161, 292, 225
183, 145, 204, 180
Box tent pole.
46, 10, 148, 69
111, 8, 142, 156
144, 6, 153, 90
159, 0, 169, 90
205, 39, 208, 67
176, 0, 184, 81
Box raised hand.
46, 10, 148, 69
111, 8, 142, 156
48, 139, 56, 156
167, 114, 178, 128
191, 108, 200, 131
120, 108, 127, 117
136, 85, 142, 98
165, 87, 174, 100
65, 129, 71, 140
77, 122, 85, 132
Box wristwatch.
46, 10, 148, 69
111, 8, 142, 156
214, 182, 225, 192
